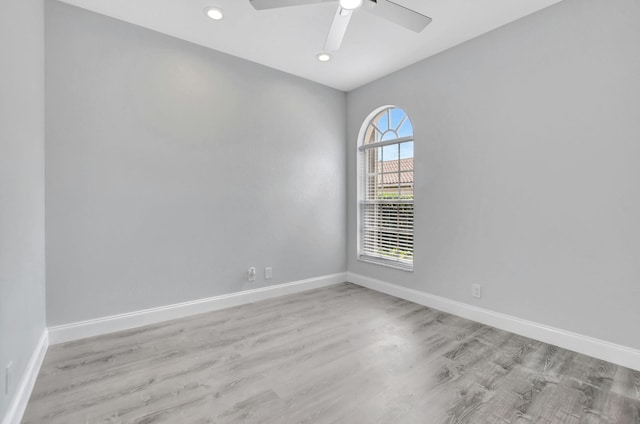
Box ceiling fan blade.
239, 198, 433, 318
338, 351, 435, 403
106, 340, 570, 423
250, 0, 334, 10
323, 6, 353, 51
362, 0, 431, 32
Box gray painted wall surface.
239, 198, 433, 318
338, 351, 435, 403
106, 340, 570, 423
0, 0, 46, 418
45, 1, 346, 326
347, 0, 640, 349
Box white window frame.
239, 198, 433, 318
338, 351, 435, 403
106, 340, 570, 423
357, 106, 414, 271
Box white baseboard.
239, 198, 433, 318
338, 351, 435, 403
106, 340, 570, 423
347, 272, 640, 371
49, 273, 347, 345
2, 330, 48, 424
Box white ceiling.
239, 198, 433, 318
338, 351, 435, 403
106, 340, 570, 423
57, 0, 563, 91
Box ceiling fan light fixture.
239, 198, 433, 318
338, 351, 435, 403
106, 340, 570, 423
204, 7, 224, 20
338, 0, 362, 10
316, 53, 332, 62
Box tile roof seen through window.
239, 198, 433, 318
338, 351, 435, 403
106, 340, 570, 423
380, 158, 413, 186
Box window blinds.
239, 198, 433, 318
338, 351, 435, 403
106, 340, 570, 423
359, 137, 414, 269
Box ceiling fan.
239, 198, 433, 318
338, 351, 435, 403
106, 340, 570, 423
249, 0, 432, 52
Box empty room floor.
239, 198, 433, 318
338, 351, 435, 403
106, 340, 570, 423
23, 283, 640, 423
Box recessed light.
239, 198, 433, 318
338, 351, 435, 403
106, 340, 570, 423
204, 7, 223, 20
338, 0, 362, 10
316, 53, 332, 62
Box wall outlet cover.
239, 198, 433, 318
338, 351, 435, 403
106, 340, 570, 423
472, 284, 482, 299
248, 267, 256, 282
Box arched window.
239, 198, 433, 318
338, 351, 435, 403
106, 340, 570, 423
358, 106, 414, 270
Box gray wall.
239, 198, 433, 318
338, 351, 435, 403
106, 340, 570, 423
0, 0, 46, 418
45, 1, 346, 326
347, 0, 640, 349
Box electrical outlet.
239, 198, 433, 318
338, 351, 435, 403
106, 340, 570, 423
472, 284, 482, 299
247, 267, 256, 282
264, 267, 272, 279
5, 361, 12, 395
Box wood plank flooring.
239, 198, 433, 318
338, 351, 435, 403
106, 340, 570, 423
23, 283, 640, 423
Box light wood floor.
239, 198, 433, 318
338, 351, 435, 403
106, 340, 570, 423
23, 283, 640, 423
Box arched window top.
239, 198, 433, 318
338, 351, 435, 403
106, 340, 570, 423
363, 106, 413, 145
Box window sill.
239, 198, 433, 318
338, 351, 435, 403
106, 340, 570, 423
358, 256, 413, 272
